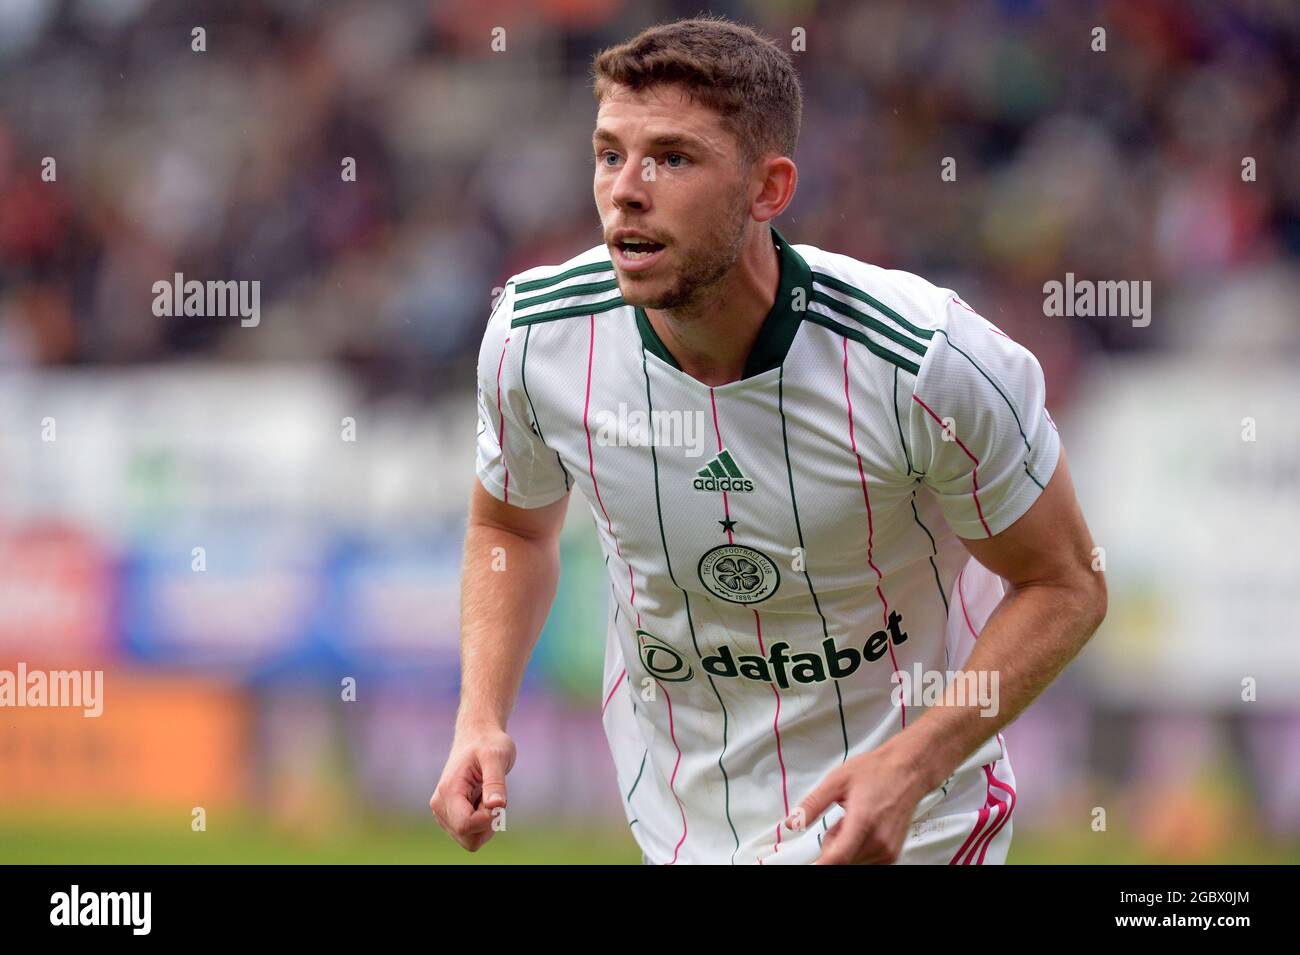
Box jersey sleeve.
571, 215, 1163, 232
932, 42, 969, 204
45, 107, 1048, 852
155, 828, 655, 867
906, 294, 1060, 539
474, 281, 571, 508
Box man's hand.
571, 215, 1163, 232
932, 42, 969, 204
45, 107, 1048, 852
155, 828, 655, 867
431, 481, 568, 853
429, 724, 516, 852
787, 742, 930, 865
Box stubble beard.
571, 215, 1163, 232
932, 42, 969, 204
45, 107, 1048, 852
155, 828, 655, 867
633, 187, 751, 316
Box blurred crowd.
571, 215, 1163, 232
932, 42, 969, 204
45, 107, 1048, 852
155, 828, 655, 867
1, 0, 1297, 404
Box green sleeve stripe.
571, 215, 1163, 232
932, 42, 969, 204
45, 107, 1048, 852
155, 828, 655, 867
803, 311, 921, 376
515, 277, 620, 311
811, 271, 936, 341
515, 260, 615, 293
511, 295, 626, 327
811, 289, 928, 357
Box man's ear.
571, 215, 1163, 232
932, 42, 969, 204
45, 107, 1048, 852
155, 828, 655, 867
753, 155, 798, 220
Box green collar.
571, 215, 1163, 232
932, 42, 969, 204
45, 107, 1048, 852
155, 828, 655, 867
634, 225, 812, 380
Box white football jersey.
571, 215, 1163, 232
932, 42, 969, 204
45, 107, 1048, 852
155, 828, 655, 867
474, 225, 1059, 864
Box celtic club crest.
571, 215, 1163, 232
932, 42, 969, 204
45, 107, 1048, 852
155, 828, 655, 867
697, 544, 780, 604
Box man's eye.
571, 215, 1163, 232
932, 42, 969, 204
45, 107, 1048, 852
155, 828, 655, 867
597, 151, 620, 166
664, 153, 687, 167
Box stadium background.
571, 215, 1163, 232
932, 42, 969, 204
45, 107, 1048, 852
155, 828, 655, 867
1, 0, 1298, 863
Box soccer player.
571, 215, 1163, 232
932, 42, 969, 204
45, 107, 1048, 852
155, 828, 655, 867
430, 16, 1106, 864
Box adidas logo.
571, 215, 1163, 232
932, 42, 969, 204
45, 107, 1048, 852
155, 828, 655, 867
693, 448, 754, 493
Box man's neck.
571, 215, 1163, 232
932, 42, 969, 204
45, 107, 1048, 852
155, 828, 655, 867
642, 228, 781, 386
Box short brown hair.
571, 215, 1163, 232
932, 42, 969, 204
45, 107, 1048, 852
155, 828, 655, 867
591, 15, 802, 168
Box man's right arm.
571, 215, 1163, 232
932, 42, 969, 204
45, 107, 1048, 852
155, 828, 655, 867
457, 479, 569, 731
429, 478, 570, 851
433, 275, 574, 851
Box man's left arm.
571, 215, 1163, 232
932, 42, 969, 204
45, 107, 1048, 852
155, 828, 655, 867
887, 443, 1106, 791
793, 293, 1106, 864
794, 448, 1106, 863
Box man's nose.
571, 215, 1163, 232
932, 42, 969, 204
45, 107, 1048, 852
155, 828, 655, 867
611, 156, 652, 211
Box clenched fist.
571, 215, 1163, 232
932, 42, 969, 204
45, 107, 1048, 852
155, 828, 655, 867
429, 724, 517, 852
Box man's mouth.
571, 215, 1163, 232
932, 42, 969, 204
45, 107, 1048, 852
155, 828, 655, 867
615, 237, 666, 259
613, 236, 667, 271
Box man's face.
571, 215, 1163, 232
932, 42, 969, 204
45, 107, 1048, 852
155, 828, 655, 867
593, 83, 753, 311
